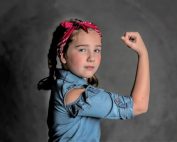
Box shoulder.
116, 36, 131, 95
64, 88, 85, 105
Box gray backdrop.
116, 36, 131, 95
0, 0, 177, 142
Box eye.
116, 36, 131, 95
94, 48, 101, 53
78, 48, 86, 52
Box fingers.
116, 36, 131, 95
121, 32, 140, 47
121, 32, 147, 55
122, 32, 139, 42
121, 34, 133, 48
129, 36, 137, 43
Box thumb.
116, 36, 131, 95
121, 36, 134, 48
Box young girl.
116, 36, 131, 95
38, 18, 150, 142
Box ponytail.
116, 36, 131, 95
87, 75, 99, 87
37, 26, 65, 90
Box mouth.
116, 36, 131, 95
85, 66, 95, 70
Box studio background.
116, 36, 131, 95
0, 0, 177, 142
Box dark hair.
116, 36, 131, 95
37, 19, 99, 90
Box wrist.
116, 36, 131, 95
137, 47, 148, 57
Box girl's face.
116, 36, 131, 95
61, 29, 102, 78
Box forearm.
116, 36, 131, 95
131, 49, 150, 115
121, 32, 150, 116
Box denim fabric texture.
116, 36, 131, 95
47, 69, 133, 142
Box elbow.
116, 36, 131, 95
141, 104, 149, 113
141, 105, 148, 113
133, 104, 149, 116
132, 93, 150, 116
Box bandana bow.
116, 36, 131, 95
57, 20, 102, 53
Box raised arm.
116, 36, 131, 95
121, 32, 150, 116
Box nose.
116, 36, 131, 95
87, 51, 95, 62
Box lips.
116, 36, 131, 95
85, 66, 95, 70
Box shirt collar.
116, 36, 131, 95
55, 68, 87, 85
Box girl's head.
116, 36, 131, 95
38, 19, 102, 90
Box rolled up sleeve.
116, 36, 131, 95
65, 85, 134, 120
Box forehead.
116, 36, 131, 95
71, 29, 101, 43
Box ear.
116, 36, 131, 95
59, 52, 67, 64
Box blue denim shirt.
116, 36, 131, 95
47, 69, 134, 142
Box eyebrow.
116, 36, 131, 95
75, 44, 102, 48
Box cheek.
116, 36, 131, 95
96, 55, 101, 64
67, 53, 84, 66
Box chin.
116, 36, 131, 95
74, 70, 96, 78
80, 73, 94, 79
